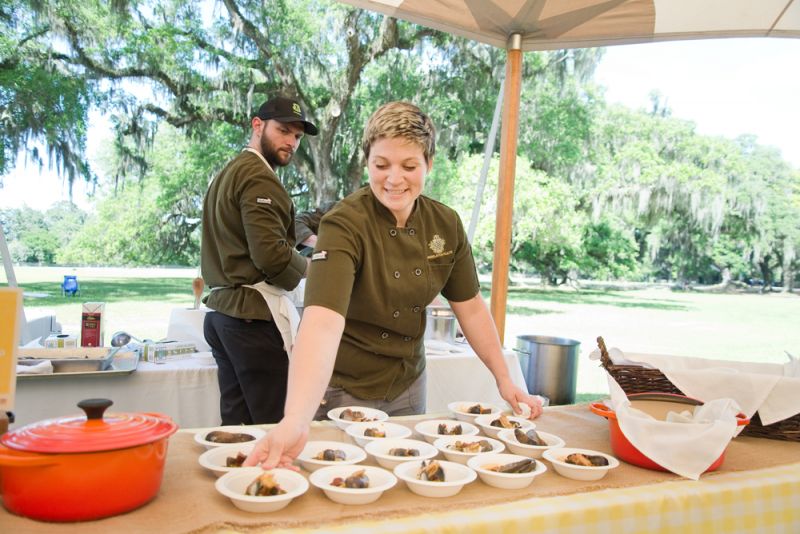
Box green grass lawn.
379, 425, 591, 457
7, 266, 800, 399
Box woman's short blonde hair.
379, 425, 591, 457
361, 101, 436, 163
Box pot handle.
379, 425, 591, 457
0, 451, 59, 468
736, 412, 750, 427
589, 402, 616, 420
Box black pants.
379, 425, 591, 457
203, 311, 289, 425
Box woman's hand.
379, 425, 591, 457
243, 416, 309, 470
498, 378, 543, 420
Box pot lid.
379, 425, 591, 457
0, 399, 178, 454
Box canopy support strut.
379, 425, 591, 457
490, 33, 523, 345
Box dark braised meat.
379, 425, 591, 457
564, 453, 609, 467
448, 440, 493, 453
485, 459, 537, 473
437, 423, 463, 435
514, 428, 546, 446
490, 414, 521, 429
205, 430, 254, 443
467, 404, 492, 414
314, 449, 346, 461
331, 469, 370, 488
364, 427, 386, 438
388, 448, 420, 457
225, 451, 248, 467
417, 460, 445, 482
340, 408, 376, 422
245, 473, 286, 496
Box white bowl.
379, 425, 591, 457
433, 435, 505, 465
327, 406, 389, 430
296, 440, 367, 473
345, 421, 412, 448
364, 438, 439, 469
448, 401, 503, 423
194, 426, 266, 450
542, 447, 620, 481
393, 459, 477, 498
215, 467, 308, 513
497, 428, 565, 459
474, 413, 536, 439
309, 465, 397, 505
413, 419, 480, 444
466, 453, 547, 489
198, 443, 255, 477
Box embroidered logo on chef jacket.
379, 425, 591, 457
427, 234, 454, 260
256, 197, 272, 205
312, 250, 328, 261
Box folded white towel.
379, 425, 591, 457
592, 347, 800, 425
17, 360, 54, 375
608, 377, 740, 480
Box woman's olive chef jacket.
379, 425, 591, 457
304, 186, 480, 401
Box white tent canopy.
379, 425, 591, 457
339, 0, 800, 50
337, 0, 800, 342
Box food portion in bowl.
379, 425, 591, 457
297, 441, 367, 472
226, 451, 248, 467
313, 448, 347, 462
194, 426, 267, 450
205, 430, 256, 444
345, 421, 412, 447
542, 447, 619, 482
467, 453, 547, 490
363, 427, 386, 437
365, 438, 438, 470
448, 401, 502, 422
482, 458, 538, 473
414, 419, 479, 444
327, 406, 389, 430
514, 428, 547, 446
331, 469, 370, 488
245, 472, 286, 496
417, 459, 446, 481
564, 452, 609, 467
447, 439, 494, 453
198, 443, 257, 477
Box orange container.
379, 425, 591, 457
0, 398, 177, 521
590, 392, 749, 473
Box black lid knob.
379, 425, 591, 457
78, 398, 114, 420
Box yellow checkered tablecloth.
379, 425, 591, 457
258, 461, 800, 533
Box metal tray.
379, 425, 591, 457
17, 351, 139, 380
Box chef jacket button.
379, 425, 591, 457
389, 229, 398, 237
412, 306, 421, 313
381, 332, 389, 339
392, 310, 400, 318
394, 271, 401, 279
414, 268, 422, 276
403, 336, 412, 342
408, 228, 416, 236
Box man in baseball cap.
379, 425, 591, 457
256, 96, 319, 135
200, 94, 318, 425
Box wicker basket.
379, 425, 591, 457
598, 344, 800, 442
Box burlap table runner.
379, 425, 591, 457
3, 404, 799, 533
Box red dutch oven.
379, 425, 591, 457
0, 398, 178, 522
590, 392, 750, 473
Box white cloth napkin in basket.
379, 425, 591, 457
590, 348, 800, 425
607, 377, 740, 480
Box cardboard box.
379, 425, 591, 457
142, 341, 196, 363
44, 333, 78, 348
81, 302, 105, 347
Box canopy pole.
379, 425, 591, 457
490, 33, 523, 345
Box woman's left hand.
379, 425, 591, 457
498, 379, 543, 419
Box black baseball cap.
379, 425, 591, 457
255, 96, 319, 136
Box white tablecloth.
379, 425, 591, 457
12, 345, 526, 430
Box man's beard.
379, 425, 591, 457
260, 127, 293, 168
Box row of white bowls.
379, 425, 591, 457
198, 403, 619, 513
214, 451, 554, 512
